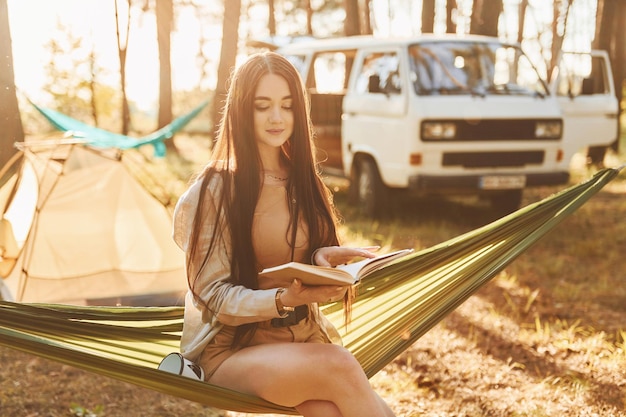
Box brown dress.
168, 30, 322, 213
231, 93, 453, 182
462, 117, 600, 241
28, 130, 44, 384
195, 181, 331, 380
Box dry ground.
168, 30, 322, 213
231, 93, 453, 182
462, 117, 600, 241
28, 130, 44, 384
1, 140, 625, 417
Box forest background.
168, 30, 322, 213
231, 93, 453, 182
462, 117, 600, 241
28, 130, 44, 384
1, 0, 626, 166
0, 1, 626, 416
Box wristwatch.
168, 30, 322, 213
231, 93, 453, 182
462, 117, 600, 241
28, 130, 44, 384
275, 288, 295, 314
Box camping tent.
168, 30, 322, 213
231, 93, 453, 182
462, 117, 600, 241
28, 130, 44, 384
0, 142, 186, 305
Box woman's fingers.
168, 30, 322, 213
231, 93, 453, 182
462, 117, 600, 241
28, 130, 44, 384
315, 245, 381, 267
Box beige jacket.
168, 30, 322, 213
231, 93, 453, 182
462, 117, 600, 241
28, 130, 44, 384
172, 174, 342, 361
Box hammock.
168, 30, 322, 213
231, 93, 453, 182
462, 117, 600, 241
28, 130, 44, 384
30, 99, 209, 157
0, 166, 622, 414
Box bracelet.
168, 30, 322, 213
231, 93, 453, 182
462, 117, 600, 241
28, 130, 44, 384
275, 288, 295, 314
310, 248, 322, 265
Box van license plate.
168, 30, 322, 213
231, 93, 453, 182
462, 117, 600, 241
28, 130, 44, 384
480, 175, 526, 189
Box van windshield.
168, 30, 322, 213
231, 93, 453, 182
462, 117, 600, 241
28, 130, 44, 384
408, 42, 549, 97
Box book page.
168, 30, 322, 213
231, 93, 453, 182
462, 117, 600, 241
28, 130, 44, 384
336, 248, 414, 281
259, 248, 413, 286
259, 262, 355, 286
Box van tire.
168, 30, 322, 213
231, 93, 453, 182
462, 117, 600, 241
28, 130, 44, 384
352, 159, 387, 218
489, 189, 523, 217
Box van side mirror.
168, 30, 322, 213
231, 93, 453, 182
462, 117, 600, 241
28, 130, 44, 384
368, 75, 382, 93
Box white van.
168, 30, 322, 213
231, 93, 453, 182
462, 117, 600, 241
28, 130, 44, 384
277, 35, 618, 217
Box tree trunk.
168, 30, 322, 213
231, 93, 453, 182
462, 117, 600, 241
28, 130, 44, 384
470, 0, 502, 36
517, 0, 528, 43
446, 0, 456, 34
156, 0, 178, 153
614, 2, 625, 152
0, 0, 24, 173
268, 0, 276, 35
88, 49, 99, 126
586, 0, 623, 162
593, 0, 605, 49
115, 0, 132, 135
305, 0, 313, 36
594, 0, 618, 76
361, 0, 372, 35
549, 0, 573, 81
593, 0, 624, 154
211, 0, 241, 140
421, 0, 435, 33
344, 0, 360, 36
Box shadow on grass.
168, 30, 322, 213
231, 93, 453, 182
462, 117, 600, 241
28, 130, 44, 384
442, 306, 626, 413
384, 184, 626, 414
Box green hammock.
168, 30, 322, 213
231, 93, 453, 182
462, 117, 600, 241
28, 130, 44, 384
0, 166, 622, 414
30, 100, 209, 157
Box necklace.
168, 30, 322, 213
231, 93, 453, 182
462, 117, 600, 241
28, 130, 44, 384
264, 173, 289, 181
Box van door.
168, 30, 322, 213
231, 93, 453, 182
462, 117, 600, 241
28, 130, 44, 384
342, 48, 408, 180
553, 50, 619, 166
305, 50, 356, 174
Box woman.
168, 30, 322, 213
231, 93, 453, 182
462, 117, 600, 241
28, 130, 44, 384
173, 51, 396, 417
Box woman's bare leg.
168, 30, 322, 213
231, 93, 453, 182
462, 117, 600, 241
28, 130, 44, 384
208, 343, 395, 417
296, 400, 342, 417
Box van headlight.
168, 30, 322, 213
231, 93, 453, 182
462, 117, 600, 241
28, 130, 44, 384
422, 122, 457, 140
535, 121, 562, 139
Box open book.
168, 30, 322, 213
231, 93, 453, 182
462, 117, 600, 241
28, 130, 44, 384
259, 248, 414, 286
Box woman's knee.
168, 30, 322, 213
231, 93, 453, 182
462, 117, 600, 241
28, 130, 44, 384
312, 345, 365, 379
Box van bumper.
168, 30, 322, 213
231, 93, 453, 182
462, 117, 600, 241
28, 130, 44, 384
407, 171, 570, 192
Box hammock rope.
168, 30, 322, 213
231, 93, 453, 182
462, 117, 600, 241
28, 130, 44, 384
0, 166, 623, 414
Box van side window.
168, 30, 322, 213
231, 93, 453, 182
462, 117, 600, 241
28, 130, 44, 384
309, 51, 351, 93
556, 54, 609, 97
355, 52, 401, 95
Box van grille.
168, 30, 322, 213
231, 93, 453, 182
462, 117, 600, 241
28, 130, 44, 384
442, 151, 544, 168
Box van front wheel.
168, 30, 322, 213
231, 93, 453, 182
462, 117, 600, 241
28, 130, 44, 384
352, 159, 387, 218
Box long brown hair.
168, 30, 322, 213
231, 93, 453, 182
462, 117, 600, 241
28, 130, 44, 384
187, 52, 341, 347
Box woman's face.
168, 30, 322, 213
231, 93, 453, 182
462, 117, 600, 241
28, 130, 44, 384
253, 73, 294, 151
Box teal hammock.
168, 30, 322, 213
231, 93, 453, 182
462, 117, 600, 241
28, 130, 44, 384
31, 99, 209, 157
0, 166, 623, 414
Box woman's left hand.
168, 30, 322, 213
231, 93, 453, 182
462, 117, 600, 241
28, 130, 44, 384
311, 245, 380, 267
283, 278, 348, 305
279, 246, 381, 306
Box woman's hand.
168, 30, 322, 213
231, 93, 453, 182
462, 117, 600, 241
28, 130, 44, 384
281, 278, 347, 306
279, 246, 380, 306
312, 245, 380, 267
